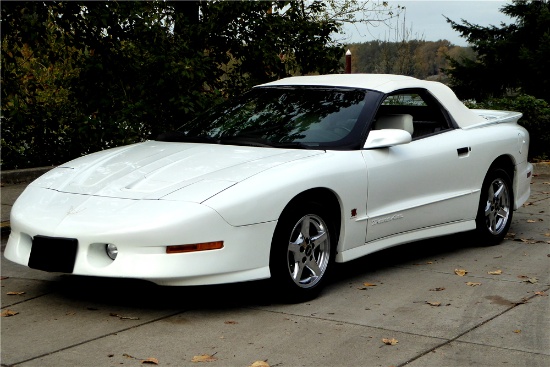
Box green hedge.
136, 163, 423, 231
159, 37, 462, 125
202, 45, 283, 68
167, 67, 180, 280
465, 95, 550, 161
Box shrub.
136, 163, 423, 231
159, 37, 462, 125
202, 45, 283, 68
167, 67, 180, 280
466, 95, 550, 161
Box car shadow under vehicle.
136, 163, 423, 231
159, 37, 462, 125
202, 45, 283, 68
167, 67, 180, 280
49, 231, 481, 309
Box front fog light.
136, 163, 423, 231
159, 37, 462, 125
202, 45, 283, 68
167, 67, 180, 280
105, 244, 118, 260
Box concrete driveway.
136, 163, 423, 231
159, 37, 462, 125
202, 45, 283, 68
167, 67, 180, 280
1, 166, 549, 367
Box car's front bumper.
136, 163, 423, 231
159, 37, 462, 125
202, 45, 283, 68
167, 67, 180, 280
4, 186, 275, 285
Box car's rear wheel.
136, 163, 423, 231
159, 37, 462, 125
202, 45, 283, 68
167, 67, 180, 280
269, 202, 335, 302
475, 168, 514, 245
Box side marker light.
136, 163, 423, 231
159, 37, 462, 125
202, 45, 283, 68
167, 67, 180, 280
166, 241, 224, 254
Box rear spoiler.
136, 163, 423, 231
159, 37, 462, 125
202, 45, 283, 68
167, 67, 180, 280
463, 109, 523, 129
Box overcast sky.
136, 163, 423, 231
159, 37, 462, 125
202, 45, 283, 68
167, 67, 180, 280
341, 0, 514, 46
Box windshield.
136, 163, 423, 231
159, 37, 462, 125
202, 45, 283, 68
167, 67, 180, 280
164, 87, 370, 149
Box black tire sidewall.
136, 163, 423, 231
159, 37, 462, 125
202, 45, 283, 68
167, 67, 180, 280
475, 168, 514, 245
269, 201, 336, 302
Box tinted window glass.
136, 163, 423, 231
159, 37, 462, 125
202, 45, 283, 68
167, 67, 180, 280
173, 87, 368, 147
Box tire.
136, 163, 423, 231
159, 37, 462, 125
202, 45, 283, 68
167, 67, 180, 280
475, 168, 514, 245
269, 202, 336, 302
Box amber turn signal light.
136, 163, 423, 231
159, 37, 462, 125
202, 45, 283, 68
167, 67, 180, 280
166, 241, 224, 254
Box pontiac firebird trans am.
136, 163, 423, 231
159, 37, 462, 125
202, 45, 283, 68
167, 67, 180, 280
5, 74, 533, 301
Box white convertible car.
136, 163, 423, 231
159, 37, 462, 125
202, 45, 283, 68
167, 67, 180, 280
5, 74, 533, 301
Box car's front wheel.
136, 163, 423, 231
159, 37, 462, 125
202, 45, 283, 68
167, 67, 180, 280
475, 168, 514, 245
269, 202, 335, 302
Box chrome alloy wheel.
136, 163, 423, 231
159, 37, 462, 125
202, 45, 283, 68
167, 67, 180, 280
286, 214, 331, 289
484, 177, 511, 235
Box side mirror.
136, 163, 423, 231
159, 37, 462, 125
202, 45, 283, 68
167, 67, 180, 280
363, 129, 412, 149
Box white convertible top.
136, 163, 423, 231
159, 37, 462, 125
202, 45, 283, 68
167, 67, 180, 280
259, 74, 488, 128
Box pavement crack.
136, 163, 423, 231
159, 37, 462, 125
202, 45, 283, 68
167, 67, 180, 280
396, 285, 550, 367
4, 310, 185, 367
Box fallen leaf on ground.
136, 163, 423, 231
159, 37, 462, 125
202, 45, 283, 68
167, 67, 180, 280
141, 358, 159, 365
526, 219, 537, 223
488, 270, 502, 275
523, 277, 538, 284
382, 338, 398, 345
534, 291, 547, 296
454, 269, 467, 276
504, 232, 516, 239
426, 301, 441, 307
544, 233, 550, 237
429, 287, 445, 291
362, 282, 377, 287
249, 361, 270, 367
466, 282, 482, 286
1, 309, 19, 317
6, 291, 25, 295
109, 313, 140, 320
192, 354, 218, 363
224, 320, 238, 324
513, 329, 521, 334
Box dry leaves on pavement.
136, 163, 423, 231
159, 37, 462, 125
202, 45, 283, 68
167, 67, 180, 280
454, 269, 468, 276
523, 277, 538, 284
505, 232, 516, 239
192, 354, 218, 363
109, 313, 140, 320
488, 270, 502, 275
121, 354, 159, 364
426, 301, 441, 307
382, 338, 399, 346
466, 282, 482, 287
1, 309, 19, 317
535, 291, 547, 296
249, 361, 270, 367
358, 282, 378, 290
429, 287, 445, 291
142, 358, 159, 365
6, 291, 25, 295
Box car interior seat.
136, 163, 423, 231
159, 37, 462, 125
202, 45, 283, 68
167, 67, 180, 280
374, 114, 414, 135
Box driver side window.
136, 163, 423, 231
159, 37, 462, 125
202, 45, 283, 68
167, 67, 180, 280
375, 90, 453, 140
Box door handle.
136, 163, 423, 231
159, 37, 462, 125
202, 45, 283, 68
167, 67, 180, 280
457, 147, 471, 156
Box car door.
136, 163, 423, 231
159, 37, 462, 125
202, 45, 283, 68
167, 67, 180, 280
362, 89, 479, 243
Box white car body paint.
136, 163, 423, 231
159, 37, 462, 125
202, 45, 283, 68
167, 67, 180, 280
5, 74, 533, 286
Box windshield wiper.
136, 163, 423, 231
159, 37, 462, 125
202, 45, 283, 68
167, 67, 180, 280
271, 142, 313, 149
218, 137, 275, 147
156, 131, 218, 144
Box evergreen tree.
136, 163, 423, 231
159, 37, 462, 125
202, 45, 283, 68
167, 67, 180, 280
445, 0, 550, 101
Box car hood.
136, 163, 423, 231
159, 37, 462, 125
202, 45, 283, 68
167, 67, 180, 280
31, 141, 324, 201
